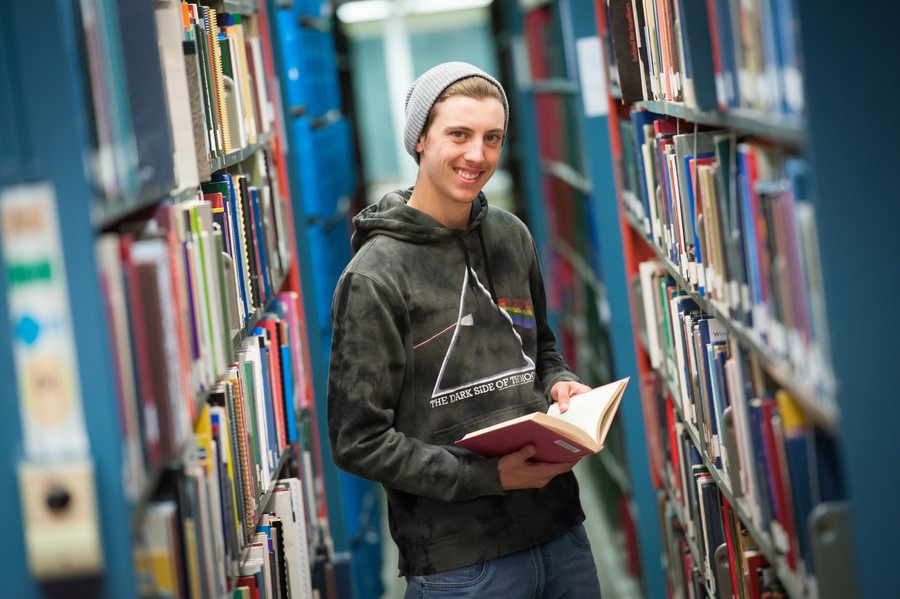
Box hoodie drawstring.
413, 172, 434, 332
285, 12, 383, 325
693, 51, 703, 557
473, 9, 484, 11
477, 228, 499, 305
454, 230, 499, 306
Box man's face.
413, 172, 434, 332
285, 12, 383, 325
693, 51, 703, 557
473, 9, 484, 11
415, 95, 505, 208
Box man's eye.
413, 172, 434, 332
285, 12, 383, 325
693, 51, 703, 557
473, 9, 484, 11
450, 131, 465, 139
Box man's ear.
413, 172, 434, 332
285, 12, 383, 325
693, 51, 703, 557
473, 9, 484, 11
415, 133, 426, 155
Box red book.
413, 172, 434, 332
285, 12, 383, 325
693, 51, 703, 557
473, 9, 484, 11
257, 317, 287, 449
119, 234, 161, 467
721, 494, 742, 598
744, 550, 770, 598
235, 575, 260, 599
758, 399, 798, 571
456, 378, 629, 462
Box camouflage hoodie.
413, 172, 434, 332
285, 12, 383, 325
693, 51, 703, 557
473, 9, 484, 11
327, 188, 585, 575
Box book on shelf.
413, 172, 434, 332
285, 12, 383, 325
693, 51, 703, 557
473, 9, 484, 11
627, 110, 828, 379
237, 557, 265, 599
155, 0, 201, 193
456, 377, 630, 462
250, 517, 276, 599
126, 235, 194, 463
676, 0, 718, 110
96, 234, 147, 498
605, 0, 803, 118
696, 471, 727, 596
134, 500, 187, 598
273, 477, 316, 599
608, 0, 648, 104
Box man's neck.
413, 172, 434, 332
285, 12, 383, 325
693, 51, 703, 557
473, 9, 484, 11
407, 186, 473, 230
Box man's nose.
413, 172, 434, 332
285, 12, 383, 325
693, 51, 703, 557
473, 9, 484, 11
463, 139, 486, 162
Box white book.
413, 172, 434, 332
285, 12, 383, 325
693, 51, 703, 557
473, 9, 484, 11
273, 479, 315, 598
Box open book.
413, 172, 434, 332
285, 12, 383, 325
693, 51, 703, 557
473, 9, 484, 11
455, 377, 630, 462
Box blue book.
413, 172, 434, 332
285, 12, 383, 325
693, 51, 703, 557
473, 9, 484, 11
757, 0, 784, 115
253, 329, 281, 471
712, 0, 740, 109
747, 398, 776, 533
656, 136, 678, 265
631, 109, 664, 242
237, 177, 262, 311
698, 317, 727, 467
698, 476, 727, 592
214, 173, 251, 321
280, 344, 297, 444
249, 186, 271, 301
773, 0, 803, 115
677, 0, 718, 111
711, 347, 731, 473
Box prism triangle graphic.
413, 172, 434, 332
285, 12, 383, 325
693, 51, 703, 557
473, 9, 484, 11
425, 267, 535, 397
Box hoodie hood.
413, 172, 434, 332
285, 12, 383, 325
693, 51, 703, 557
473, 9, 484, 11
351, 188, 488, 252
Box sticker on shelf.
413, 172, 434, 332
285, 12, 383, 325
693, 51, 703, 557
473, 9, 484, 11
1, 183, 90, 461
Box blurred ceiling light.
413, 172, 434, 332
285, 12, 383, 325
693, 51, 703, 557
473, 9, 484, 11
336, 0, 393, 23
336, 0, 493, 23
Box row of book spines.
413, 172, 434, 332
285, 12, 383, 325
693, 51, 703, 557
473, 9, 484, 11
659, 475, 788, 599
625, 113, 831, 383
642, 264, 843, 548
134, 317, 321, 599
201, 165, 293, 331
101, 208, 307, 477
643, 349, 842, 594
180, 3, 274, 167
135, 474, 318, 599
608, 0, 803, 117
105, 191, 287, 463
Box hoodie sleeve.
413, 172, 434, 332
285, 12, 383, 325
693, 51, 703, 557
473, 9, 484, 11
327, 270, 504, 501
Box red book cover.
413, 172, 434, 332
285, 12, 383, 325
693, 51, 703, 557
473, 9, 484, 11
758, 399, 798, 571
744, 550, 770, 598
456, 378, 629, 463
235, 575, 260, 599
639, 371, 665, 488
119, 234, 161, 467
257, 318, 287, 449
720, 494, 742, 597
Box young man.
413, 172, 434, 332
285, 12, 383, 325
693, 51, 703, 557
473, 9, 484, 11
328, 62, 603, 597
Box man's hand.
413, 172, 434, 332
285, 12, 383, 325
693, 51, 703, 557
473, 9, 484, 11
498, 445, 581, 490
550, 380, 591, 413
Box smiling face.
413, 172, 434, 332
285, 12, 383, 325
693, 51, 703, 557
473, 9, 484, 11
410, 91, 506, 229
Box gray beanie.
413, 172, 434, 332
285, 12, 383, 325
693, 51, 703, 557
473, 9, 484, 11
404, 61, 509, 163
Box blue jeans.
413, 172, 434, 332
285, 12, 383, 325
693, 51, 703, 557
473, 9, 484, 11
404, 525, 602, 598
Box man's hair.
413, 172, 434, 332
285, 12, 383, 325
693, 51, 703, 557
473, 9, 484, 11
421, 76, 506, 141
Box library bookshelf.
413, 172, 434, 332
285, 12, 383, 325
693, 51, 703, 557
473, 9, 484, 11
0, 0, 355, 597
592, 0, 900, 597
491, 0, 899, 597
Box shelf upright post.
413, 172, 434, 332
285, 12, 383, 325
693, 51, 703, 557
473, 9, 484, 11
0, 0, 134, 597
559, 0, 664, 595
262, 0, 352, 558
794, 0, 900, 596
